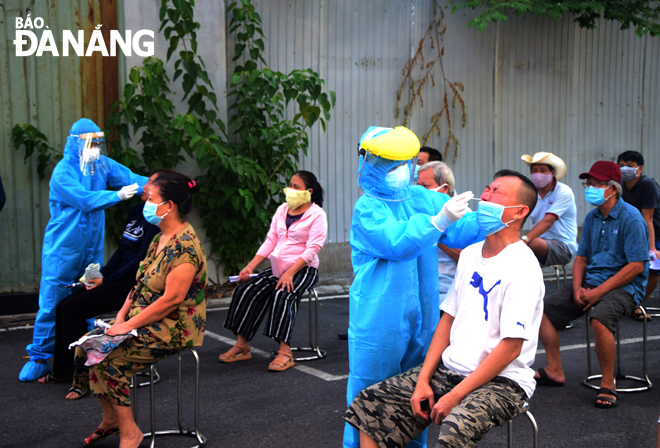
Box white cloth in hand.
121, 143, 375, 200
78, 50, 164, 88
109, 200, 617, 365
431, 191, 474, 232
117, 183, 139, 201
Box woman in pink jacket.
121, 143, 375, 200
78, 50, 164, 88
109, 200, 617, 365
220, 171, 328, 372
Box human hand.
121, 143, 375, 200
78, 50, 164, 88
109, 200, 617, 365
117, 183, 139, 201
238, 266, 254, 282
651, 249, 660, 262
431, 191, 474, 232
573, 287, 587, 307
580, 288, 603, 311
105, 321, 133, 336
430, 391, 461, 425
276, 271, 295, 292
85, 277, 104, 290
410, 381, 435, 421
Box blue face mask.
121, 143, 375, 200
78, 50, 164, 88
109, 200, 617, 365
385, 163, 411, 191
476, 201, 520, 236
584, 186, 612, 206
143, 200, 169, 225
413, 165, 421, 182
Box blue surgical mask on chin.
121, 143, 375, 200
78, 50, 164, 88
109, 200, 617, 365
385, 163, 411, 191
476, 201, 519, 236
143, 200, 169, 225
584, 186, 612, 206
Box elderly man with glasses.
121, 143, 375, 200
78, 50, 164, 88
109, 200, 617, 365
534, 161, 649, 409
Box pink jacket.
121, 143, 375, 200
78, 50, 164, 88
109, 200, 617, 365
256, 202, 328, 277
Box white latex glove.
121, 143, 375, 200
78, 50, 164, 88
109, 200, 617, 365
431, 191, 474, 232
117, 183, 139, 201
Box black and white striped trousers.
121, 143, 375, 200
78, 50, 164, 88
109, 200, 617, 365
224, 266, 319, 344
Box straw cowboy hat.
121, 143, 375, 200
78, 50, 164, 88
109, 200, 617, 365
521, 152, 566, 180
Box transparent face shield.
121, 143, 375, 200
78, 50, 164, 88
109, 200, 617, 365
76, 131, 107, 176
357, 143, 417, 202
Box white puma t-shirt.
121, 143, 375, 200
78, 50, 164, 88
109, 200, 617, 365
441, 240, 544, 399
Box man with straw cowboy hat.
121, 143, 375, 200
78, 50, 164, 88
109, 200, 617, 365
520, 152, 578, 267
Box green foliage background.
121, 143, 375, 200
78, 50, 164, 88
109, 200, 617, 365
453, 0, 660, 36
12, 0, 335, 280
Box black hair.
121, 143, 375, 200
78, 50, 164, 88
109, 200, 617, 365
152, 172, 200, 219
150, 167, 178, 177
493, 169, 538, 226
617, 151, 644, 166
293, 170, 324, 208
531, 163, 555, 174
420, 147, 442, 162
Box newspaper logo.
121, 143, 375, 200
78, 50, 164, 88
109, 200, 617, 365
13, 14, 154, 57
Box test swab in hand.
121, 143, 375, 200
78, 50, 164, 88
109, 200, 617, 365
229, 274, 259, 282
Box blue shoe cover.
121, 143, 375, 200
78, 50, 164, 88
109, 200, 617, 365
19, 360, 51, 382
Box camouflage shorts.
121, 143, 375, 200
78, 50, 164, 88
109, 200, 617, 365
344, 364, 527, 448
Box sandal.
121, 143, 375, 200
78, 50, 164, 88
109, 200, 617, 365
38, 372, 61, 384
595, 387, 618, 408
268, 350, 294, 372
631, 307, 651, 322
83, 427, 119, 446
219, 344, 252, 363
65, 387, 88, 401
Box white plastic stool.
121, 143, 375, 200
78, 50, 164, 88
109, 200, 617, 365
131, 348, 206, 447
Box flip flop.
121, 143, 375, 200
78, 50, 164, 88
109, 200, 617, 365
631, 308, 651, 322
83, 427, 119, 446
534, 368, 564, 387
38, 373, 61, 384
595, 387, 618, 408
66, 387, 89, 401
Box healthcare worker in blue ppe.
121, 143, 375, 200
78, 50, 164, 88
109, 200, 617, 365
343, 126, 474, 448
19, 118, 149, 382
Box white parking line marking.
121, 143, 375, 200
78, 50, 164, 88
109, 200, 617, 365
205, 330, 348, 382
536, 335, 660, 354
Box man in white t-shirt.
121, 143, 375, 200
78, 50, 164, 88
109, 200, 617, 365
521, 152, 578, 267
344, 170, 545, 448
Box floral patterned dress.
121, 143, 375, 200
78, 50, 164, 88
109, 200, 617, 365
72, 223, 207, 406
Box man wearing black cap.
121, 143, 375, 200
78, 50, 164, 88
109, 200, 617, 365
534, 161, 649, 409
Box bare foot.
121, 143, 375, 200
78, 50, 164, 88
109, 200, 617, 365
533, 367, 565, 384
118, 424, 144, 448
83, 419, 120, 445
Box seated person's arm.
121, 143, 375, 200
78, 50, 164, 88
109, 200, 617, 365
641, 209, 657, 254
106, 263, 197, 335
439, 244, 461, 262
410, 313, 454, 420
428, 337, 524, 424
114, 291, 134, 325
572, 255, 588, 301
525, 213, 558, 242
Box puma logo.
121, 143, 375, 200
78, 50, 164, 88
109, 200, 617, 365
469, 272, 501, 321
516, 321, 526, 330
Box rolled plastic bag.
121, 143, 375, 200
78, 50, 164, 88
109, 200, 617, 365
69, 319, 137, 366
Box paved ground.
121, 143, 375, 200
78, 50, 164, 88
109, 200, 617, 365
2, 275, 660, 447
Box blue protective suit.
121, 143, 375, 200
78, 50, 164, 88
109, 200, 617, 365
343, 151, 450, 448
21, 118, 147, 381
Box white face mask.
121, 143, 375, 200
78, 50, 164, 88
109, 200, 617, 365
620, 166, 640, 182
431, 184, 449, 193
385, 163, 411, 191
530, 173, 553, 189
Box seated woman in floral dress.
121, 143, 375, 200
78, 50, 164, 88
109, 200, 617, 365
69, 172, 207, 448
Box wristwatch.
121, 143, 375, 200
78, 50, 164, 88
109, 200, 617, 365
521, 235, 529, 244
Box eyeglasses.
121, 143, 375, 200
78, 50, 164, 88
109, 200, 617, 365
581, 181, 608, 189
